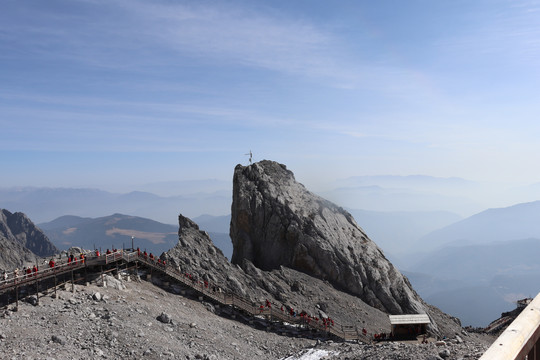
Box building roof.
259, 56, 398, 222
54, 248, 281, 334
389, 314, 431, 325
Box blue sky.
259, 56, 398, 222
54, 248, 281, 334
2, 0, 540, 192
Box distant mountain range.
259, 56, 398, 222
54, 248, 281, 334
400, 201, 540, 326
318, 175, 484, 216
404, 237, 540, 327
39, 214, 179, 255
346, 209, 461, 259
0, 187, 231, 224
415, 200, 540, 251
38, 213, 236, 260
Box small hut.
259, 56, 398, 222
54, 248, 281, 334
389, 314, 431, 339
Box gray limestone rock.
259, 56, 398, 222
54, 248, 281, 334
51, 335, 67, 345
0, 209, 58, 258
0, 209, 58, 270
26, 295, 38, 306
439, 348, 451, 358
161, 162, 469, 338
229, 160, 426, 316
157, 312, 172, 324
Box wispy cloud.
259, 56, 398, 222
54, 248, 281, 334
0, 1, 345, 79
0, 0, 432, 94
435, 1, 540, 64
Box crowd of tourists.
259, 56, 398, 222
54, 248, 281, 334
0, 251, 91, 287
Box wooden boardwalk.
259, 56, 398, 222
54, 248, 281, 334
0, 250, 371, 343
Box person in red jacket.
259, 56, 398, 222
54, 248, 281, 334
32, 265, 38, 277
49, 259, 55, 268
26, 267, 32, 278
95, 250, 100, 257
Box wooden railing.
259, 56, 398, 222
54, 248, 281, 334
479, 292, 540, 360
131, 252, 371, 342
1, 250, 371, 343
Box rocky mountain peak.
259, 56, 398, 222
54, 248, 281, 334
0, 209, 59, 270
230, 160, 427, 315
179, 214, 201, 231
0, 209, 58, 258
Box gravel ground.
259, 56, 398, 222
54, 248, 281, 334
0, 273, 495, 360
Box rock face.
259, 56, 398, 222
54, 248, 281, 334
230, 160, 425, 315
0, 233, 37, 271
0, 209, 58, 258
164, 214, 399, 335
0, 209, 59, 270
163, 215, 255, 298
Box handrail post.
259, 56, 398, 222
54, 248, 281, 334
35, 279, 39, 305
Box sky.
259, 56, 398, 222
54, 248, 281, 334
2, 0, 540, 194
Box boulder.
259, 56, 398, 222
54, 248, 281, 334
51, 335, 67, 345
157, 312, 172, 324
439, 349, 451, 358
102, 275, 125, 290
26, 295, 38, 306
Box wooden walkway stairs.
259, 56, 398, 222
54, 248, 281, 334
0, 250, 371, 343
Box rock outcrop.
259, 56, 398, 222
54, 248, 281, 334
0, 209, 58, 270
230, 160, 425, 315
164, 214, 396, 335
0, 209, 58, 257
0, 234, 37, 271
163, 215, 256, 298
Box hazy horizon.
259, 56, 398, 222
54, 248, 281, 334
3, 172, 540, 222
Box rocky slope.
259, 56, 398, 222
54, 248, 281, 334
164, 214, 399, 336
0, 233, 37, 271
164, 215, 461, 339
0, 202, 495, 358
229, 161, 425, 316
0, 274, 493, 360
0, 209, 58, 270
0, 209, 58, 257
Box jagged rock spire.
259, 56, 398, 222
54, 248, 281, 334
230, 160, 426, 315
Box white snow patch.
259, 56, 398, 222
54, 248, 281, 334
280, 348, 339, 360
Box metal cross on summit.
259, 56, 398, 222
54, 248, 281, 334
245, 150, 253, 164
